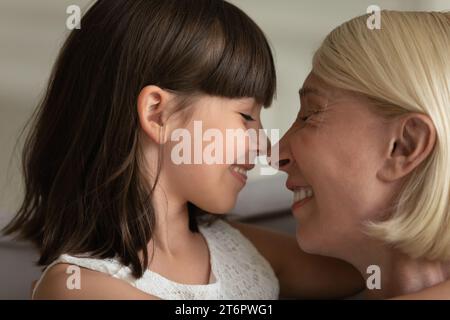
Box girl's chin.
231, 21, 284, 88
209, 204, 235, 215
199, 199, 236, 215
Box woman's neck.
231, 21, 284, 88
350, 240, 450, 299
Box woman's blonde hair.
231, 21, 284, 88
312, 11, 450, 260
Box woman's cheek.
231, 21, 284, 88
289, 130, 320, 164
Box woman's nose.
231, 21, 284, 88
270, 132, 292, 172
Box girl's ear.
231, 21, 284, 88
377, 113, 436, 182
137, 85, 173, 144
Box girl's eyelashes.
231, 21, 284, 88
239, 112, 256, 121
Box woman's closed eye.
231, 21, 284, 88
298, 110, 322, 122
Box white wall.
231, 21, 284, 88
0, 0, 94, 228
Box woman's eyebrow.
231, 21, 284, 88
298, 86, 323, 98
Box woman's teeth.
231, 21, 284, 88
293, 186, 314, 203
231, 165, 248, 177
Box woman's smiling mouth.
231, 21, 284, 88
291, 186, 314, 211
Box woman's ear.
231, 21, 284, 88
137, 85, 172, 144
377, 113, 436, 182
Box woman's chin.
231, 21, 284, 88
295, 227, 322, 255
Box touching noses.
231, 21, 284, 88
248, 119, 270, 158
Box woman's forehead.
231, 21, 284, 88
301, 73, 367, 104
300, 73, 336, 99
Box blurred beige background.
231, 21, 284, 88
0, 0, 448, 299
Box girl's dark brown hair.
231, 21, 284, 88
2, 0, 276, 278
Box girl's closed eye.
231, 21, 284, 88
239, 112, 255, 122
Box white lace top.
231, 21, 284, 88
31, 219, 279, 300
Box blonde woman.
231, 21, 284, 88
275, 11, 450, 299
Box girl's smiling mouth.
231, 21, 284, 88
230, 164, 253, 185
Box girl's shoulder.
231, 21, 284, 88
32, 261, 156, 300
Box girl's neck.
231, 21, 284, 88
148, 189, 195, 257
